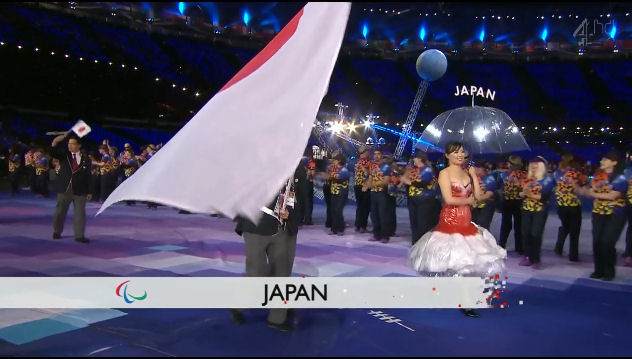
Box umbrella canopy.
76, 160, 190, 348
415, 105, 530, 154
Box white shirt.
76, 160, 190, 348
71, 152, 81, 166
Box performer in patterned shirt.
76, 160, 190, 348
471, 160, 499, 231
328, 153, 351, 235
324, 151, 339, 229
34, 150, 50, 198
362, 149, 392, 243
385, 155, 400, 238
400, 152, 440, 244
553, 153, 587, 261
577, 151, 628, 281
498, 155, 527, 253
353, 146, 371, 233
518, 156, 555, 267
8, 147, 21, 196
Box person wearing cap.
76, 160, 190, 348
553, 153, 587, 262
576, 151, 628, 280
498, 154, 527, 253
400, 151, 440, 244
362, 149, 392, 243
326, 153, 351, 235
518, 156, 556, 267
471, 160, 499, 231
353, 146, 371, 233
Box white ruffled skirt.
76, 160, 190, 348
409, 224, 507, 277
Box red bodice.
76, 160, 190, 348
433, 181, 478, 236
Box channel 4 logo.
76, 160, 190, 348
573, 18, 615, 47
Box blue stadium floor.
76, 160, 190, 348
0, 191, 630, 356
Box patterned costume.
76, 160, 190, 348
588, 170, 628, 279
471, 172, 499, 230
553, 166, 587, 260
408, 165, 440, 244
329, 163, 350, 234
519, 175, 555, 264
499, 169, 528, 252
369, 161, 392, 241
354, 157, 371, 231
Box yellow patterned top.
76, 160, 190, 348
370, 162, 391, 192
521, 175, 555, 212
407, 165, 422, 197
329, 163, 350, 195
591, 171, 627, 215
8, 161, 20, 173
501, 170, 527, 200
354, 158, 371, 186
554, 167, 586, 207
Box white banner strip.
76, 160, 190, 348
0, 277, 493, 309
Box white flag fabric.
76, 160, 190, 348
98, 2, 351, 222
71, 120, 91, 138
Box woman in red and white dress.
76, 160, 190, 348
409, 142, 507, 317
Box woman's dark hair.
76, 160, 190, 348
603, 150, 625, 175
443, 141, 465, 165
444, 141, 465, 155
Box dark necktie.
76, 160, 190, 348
72, 153, 79, 171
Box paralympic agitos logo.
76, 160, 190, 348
115, 280, 148, 303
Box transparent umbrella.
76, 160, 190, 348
415, 105, 530, 154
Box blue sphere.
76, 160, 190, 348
415, 49, 447, 82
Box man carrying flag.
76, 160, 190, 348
97, 2, 351, 224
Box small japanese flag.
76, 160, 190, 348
71, 120, 91, 138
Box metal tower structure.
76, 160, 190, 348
394, 80, 429, 159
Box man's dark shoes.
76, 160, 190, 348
267, 320, 294, 331
460, 309, 480, 318
230, 309, 244, 324
75, 237, 90, 244
589, 272, 603, 279
52, 233, 61, 240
